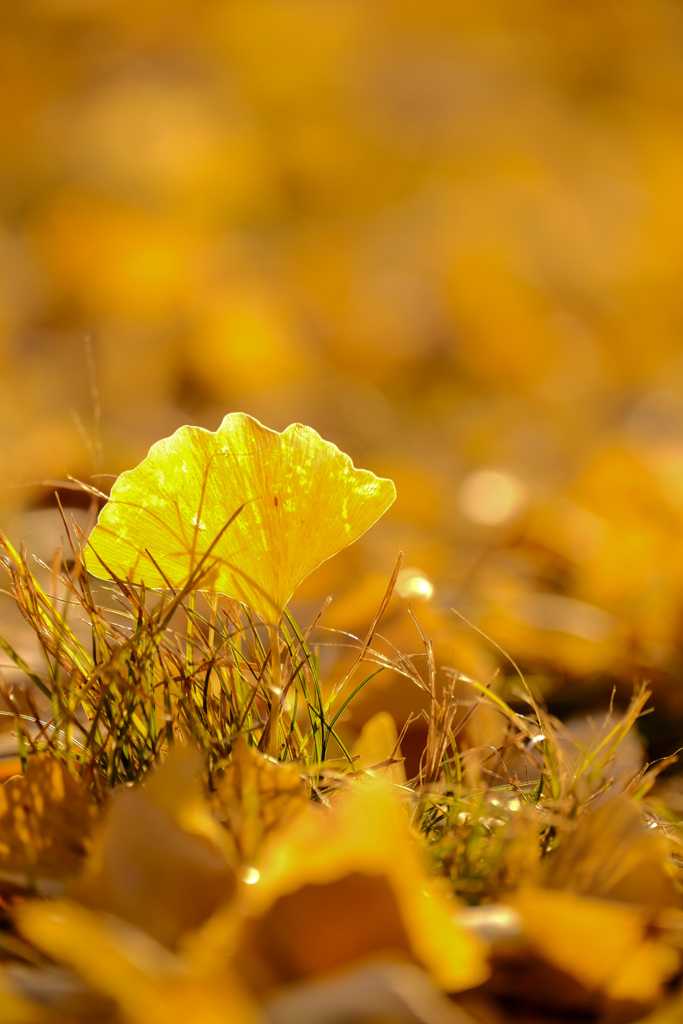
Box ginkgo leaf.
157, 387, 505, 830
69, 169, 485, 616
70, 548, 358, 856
214, 738, 309, 864
351, 711, 406, 786
0, 754, 98, 896
84, 413, 396, 622
197, 780, 488, 995
17, 900, 259, 1024
73, 747, 236, 950
537, 795, 680, 908
498, 887, 680, 1012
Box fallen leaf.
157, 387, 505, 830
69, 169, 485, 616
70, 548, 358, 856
352, 710, 407, 786
73, 746, 237, 948
16, 899, 260, 1024
0, 754, 98, 896
84, 413, 396, 622
222, 780, 488, 994
214, 738, 309, 864
538, 795, 679, 908
494, 887, 680, 1014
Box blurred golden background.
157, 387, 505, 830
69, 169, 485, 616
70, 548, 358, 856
4, 0, 683, 748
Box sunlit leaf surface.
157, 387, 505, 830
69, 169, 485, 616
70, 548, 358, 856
503, 887, 680, 1010
214, 738, 309, 864
85, 413, 395, 621
537, 795, 680, 908
17, 900, 259, 1024
228, 780, 488, 994
351, 710, 406, 786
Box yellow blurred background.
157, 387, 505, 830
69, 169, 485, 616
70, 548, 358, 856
4, 0, 683, 747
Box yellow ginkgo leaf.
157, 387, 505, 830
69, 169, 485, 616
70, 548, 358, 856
17, 900, 259, 1024
84, 413, 396, 622
351, 711, 407, 786
500, 887, 679, 1012
214, 737, 309, 864
197, 780, 487, 995
537, 795, 680, 908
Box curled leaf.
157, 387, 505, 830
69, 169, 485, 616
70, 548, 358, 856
224, 781, 487, 994
84, 413, 396, 621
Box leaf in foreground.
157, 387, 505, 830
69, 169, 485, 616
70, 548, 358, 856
84, 413, 396, 621
199, 780, 488, 995
16, 900, 258, 1024
0, 754, 97, 896
213, 738, 309, 864
73, 747, 236, 949
499, 887, 679, 1012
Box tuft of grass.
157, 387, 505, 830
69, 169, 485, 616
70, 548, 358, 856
0, 513, 679, 910
416, 674, 682, 903
0, 523, 403, 801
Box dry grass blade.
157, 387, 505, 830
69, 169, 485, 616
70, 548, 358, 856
333, 550, 404, 698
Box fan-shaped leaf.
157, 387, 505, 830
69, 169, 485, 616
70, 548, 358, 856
225, 780, 488, 994
84, 413, 396, 621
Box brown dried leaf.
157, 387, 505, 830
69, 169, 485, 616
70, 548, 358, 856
0, 754, 98, 896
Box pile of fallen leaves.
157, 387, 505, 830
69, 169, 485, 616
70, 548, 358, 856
1, 417, 683, 1024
